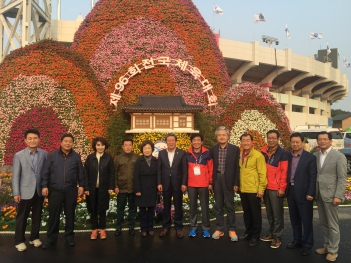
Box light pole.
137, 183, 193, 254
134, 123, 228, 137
262, 35, 279, 48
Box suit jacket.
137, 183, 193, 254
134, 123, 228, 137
286, 150, 317, 203
210, 143, 240, 191
134, 155, 158, 207
314, 149, 347, 202
12, 147, 48, 200
157, 148, 187, 192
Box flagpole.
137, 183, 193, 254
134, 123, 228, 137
309, 32, 311, 56
326, 41, 329, 62
285, 22, 287, 48
253, 14, 255, 41
213, 4, 215, 31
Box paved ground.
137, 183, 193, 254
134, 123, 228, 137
1, 207, 350, 263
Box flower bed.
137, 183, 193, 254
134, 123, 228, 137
1, 172, 350, 231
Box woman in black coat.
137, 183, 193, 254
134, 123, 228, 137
84, 137, 115, 240
134, 140, 158, 236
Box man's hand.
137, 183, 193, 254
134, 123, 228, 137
78, 187, 84, 196
306, 195, 313, 201
157, 184, 163, 192
208, 185, 213, 194
14, 195, 21, 203
84, 191, 90, 196
234, 186, 239, 193
333, 197, 342, 206
181, 185, 187, 193
108, 190, 113, 194
277, 190, 285, 197
115, 187, 119, 195
135, 192, 141, 196
42, 188, 49, 197
257, 192, 264, 198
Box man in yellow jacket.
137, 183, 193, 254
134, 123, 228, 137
238, 133, 267, 247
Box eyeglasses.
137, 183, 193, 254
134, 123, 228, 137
317, 139, 331, 142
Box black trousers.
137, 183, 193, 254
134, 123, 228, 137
162, 180, 183, 230
139, 207, 155, 232
47, 188, 77, 243
240, 193, 262, 239
90, 188, 107, 230
14, 191, 44, 244
287, 186, 314, 248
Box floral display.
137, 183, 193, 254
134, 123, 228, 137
0, 76, 91, 164
0, 40, 110, 164
132, 132, 191, 155
215, 82, 292, 149
230, 110, 276, 147
72, 0, 230, 101
0, 0, 302, 231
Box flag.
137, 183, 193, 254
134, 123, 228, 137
344, 58, 351, 68
213, 5, 223, 15
254, 13, 266, 23
285, 23, 290, 39
309, 32, 323, 39
327, 42, 331, 55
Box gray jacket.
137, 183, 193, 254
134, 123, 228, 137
314, 149, 347, 202
12, 147, 48, 199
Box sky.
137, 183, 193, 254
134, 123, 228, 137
51, 0, 351, 111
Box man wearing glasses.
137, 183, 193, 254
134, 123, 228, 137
260, 130, 289, 249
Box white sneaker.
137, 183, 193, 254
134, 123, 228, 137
29, 239, 42, 247
15, 243, 27, 251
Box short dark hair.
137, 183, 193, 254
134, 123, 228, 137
24, 129, 40, 138
290, 132, 304, 142
122, 138, 133, 145
140, 140, 154, 153
240, 133, 253, 141
317, 131, 332, 140
165, 133, 177, 142
92, 137, 109, 151
61, 133, 74, 142
267, 130, 280, 138
190, 133, 203, 141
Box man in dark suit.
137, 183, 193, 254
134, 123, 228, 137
286, 132, 317, 256
12, 129, 48, 251
210, 126, 240, 241
157, 133, 188, 238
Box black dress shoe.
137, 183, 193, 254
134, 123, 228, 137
301, 247, 311, 256
239, 234, 251, 241
42, 242, 56, 249
65, 240, 75, 246
115, 229, 122, 236
129, 228, 135, 235
286, 241, 303, 249
248, 238, 260, 247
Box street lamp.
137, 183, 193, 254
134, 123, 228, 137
262, 35, 279, 47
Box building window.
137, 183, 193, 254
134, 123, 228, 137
135, 117, 150, 128
292, 105, 303, 112
179, 117, 187, 127
155, 117, 170, 128
309, 107, 315, 114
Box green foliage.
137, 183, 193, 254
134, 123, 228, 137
107, 110, 130, 157
194, 112, 217, 149
331, 109, 351, 117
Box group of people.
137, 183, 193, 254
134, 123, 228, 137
11, 127, 347, 262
